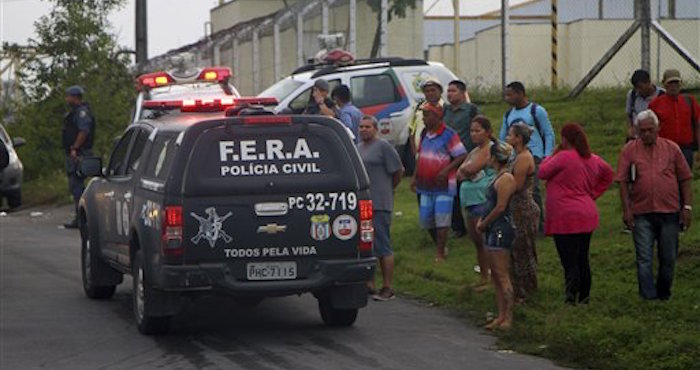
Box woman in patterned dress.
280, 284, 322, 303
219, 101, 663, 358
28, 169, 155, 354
505, 123, 541, 303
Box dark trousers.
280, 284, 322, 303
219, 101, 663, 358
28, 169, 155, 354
633, 213, 679, 300
533, 157, 544, 232
451, 182, 466, 235
680, 147, 695, 171
554, 233, 592, 304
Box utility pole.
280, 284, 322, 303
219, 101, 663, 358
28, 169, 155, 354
135, 0, 148, 66
453, 0, 460, 77
640, 0, 651, 72
501, 0, 509, 91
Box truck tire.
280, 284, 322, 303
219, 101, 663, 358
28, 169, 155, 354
80, 218, 116, 299
318, 296, 358, 327
132, 250, 172, 335
6, 188, 21, 209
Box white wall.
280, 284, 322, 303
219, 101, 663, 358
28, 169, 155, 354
428, 19, 700, 89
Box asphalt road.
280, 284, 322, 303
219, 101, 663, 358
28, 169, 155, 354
1, 205, 567, 370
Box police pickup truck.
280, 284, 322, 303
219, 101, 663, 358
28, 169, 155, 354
78, 100, 376, 334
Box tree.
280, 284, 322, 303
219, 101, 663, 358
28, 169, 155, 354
368, 0, 418, 58
10, 0, 134, 180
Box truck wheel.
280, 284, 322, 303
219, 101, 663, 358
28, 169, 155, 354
6, 188, 21, 209
318, 297, 358, 327
132, 250, 172, 335
80, 219, 116, 299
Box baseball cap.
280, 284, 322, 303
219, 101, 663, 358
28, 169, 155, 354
313, 79, 330, 91
65, 85, 85, 96
420, 78, 443, 91
419, 101, 444, 119
662, 69, 681, 83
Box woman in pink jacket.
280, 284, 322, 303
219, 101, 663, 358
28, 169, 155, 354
538, 123, 614, 305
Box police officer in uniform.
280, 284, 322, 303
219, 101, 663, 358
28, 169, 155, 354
63, 85, 95, 229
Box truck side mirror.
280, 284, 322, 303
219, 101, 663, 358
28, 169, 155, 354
12, 137, 26, 148
77, 157, 103, 177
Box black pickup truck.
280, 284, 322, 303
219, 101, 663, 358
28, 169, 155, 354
78, 108, 376, 334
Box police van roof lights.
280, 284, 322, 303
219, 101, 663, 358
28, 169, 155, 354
138, 72, 174, 88
142, 96, 278, 112
197, 67, 231, 82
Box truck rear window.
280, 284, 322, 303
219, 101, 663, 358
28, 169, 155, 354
182, 121, 362, 195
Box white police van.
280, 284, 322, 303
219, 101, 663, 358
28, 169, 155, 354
259, 58, 460, 172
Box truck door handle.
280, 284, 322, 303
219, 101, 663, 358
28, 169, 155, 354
389, 112, 402, 118
104, 191, 115, 198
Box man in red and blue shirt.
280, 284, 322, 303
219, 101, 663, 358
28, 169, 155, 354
411, 102, 467, 262
649, 69, 700, 169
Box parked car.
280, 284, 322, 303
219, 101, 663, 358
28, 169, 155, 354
0, 124, 25, 209
259, 57, 461, 172
78, 99, 375, 334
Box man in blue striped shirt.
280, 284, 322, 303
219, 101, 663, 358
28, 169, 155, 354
332, 85, 362, 143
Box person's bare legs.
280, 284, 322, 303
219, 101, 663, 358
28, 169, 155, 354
467, 216, 490, 285
489, 249, 513, 329
380, 255, 394, 289
435, 227, 448, 261
485, 249, 505, 329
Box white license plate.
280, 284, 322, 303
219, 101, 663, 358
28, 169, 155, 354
246, 262, 297, 281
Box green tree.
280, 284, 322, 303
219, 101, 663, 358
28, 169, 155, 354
368, 0, 417, 58
10, 0, 134, 181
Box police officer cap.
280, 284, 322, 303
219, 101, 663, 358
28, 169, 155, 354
65, 85, 85, 97
313, 79, 330, 92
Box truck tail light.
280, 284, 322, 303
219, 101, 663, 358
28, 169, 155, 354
358, 200, 373, 253
162, 206, 184, 257
241, 116, 292, 125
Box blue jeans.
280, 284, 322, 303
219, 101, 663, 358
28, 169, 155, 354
633, 213, 680, 300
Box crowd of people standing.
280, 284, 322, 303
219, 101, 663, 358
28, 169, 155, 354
302, 69, 697, 329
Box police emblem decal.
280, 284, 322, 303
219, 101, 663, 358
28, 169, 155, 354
332, 214, 357, 241
190, 207, 233, 248
310, 214, 330, 241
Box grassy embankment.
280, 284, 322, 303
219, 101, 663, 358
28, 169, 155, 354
390, 87, 700, 370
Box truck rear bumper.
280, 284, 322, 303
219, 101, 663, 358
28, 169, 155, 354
155, 257, 376, 297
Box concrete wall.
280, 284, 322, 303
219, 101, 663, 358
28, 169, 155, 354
211, 0, 298, 33
428, 19, 700, 89
208, 0, 424, 95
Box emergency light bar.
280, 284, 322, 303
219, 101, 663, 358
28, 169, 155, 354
197, 67, 231, 82
138, 72, 174, 88
136, 67, 233, 90
142, 96, 278, 112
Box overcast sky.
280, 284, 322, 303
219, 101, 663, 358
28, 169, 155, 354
1, 0, 528, 60
1, 0, 218, 59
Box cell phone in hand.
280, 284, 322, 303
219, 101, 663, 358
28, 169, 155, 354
629, 163, 636, 183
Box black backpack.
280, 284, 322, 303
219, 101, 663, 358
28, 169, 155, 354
504, 103, 546, 153
627, 88, 664, 120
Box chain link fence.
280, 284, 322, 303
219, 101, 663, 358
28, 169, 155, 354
425, 0, 699, 92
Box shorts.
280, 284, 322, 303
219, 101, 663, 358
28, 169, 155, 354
484, 220, 516, 250
466, 203, 488, 218
419, 194, 453, 229
372, 211, 393, 257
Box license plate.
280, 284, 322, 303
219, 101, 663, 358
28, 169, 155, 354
246, 262, 297, 281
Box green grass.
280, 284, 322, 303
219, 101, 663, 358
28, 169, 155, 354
390, 87, 700, 370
